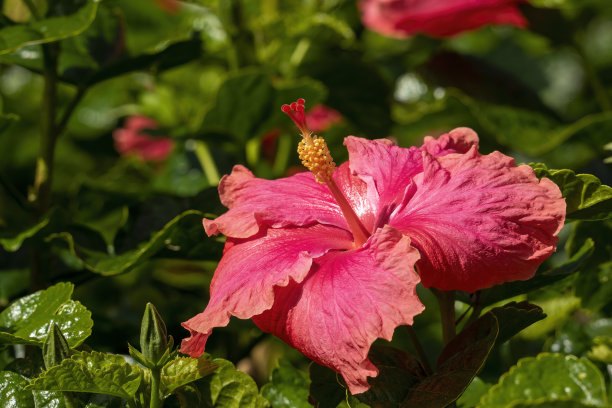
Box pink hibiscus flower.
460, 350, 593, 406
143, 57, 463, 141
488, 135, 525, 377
113, 116, 174, 162
360, 0, 528, 38
181, 99, 564, 394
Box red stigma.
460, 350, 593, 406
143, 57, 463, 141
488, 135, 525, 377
281, 99, 309, 134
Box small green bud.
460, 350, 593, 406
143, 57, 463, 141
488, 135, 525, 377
43, 323, 71, 370
140, 303, 169, 367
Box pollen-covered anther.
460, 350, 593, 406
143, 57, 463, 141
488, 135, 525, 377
298, 136, 336, 183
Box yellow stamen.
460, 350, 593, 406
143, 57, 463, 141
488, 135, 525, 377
297, 134, 336, 183
282, 98, 370, 247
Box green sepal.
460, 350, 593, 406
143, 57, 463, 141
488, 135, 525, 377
42, 323, 72, 370
128, 343, 150, 368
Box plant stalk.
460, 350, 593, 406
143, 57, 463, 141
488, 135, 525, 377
28, 42, 59, 291
433, 289, 456, 345
150, 368, 163, 408
405, 325, 432, 375
576, 44, 612, 112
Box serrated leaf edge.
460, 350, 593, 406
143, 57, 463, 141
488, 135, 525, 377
25, 350, 143, 399
477, 353, 609, 408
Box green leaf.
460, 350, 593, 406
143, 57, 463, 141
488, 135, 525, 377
299, 52, 393, 137
33, 391, 68, 407
77, 38, 203, 87
201, 71, 275, 143
346, 315, 498, 408
457, 92, 612, 158
27, 351, 143, 399
357, 346, 426, 406
519, 296, 581, 340
45, 210, 206, 276
487, 302, 546, 344
308, 363, 346, 408
260, 360, 310, 408
400, 313, 499, 408
567, 220, 612, 311
0, 210, 53, 252
475, 238, 595, 307
456, 377, 490, 408
588, 336, 612, 364
0, 371, 35, 408
198, 358, 269, 408
161, 356, 217, 397
0, 112, 19, 135
0, 282, 92, 347
478, 353, 609, 408
531, 163, 612, 221
0, 0, 101, 55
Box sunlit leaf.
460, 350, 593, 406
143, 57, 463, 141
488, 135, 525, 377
478, 353, 608, 407
160, 356, 217, 397
531, 163, 612, 221
27, 351, 142, 399
260, 360, 310, 408
0, 371, 34, 408
0, 282, 92, 347
197, 358, 269, 408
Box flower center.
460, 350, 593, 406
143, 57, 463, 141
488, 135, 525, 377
282, 99, 370, 247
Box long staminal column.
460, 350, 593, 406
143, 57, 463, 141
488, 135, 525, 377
282, 99, 370, 247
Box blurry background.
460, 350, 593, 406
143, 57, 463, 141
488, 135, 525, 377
0, 0, 611, 392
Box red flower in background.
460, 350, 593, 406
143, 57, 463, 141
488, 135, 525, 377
113, 116, 174, 162
306, 105, 342, 133
154, 0, 180, 14
360, 0, 528, 38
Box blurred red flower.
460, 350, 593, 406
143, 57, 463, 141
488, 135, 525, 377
306, 105, 342, 133
360, 0, 528, 38
154, 0, 180, 14
113, 116, 173, 162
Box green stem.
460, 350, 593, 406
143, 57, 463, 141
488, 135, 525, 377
150, 368, 163, 408
433, 289, 456, 345
56, 86, 87, 137
31, 43, 59, 216
28, 42, 59, 291
193, 141, 220, 185
405, 325, 432, 375
576, 44, 612, 112
465, 291, 482, 327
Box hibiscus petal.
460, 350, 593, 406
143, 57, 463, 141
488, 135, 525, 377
180, 224, 353, 356
204, 163, 374, 238
252, 225, 424, 394
421, 127, 479, 157
390, 148, 565, 292
393, 2, 527, 37
360, 0, 527, 38
345, 136, 422, 213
